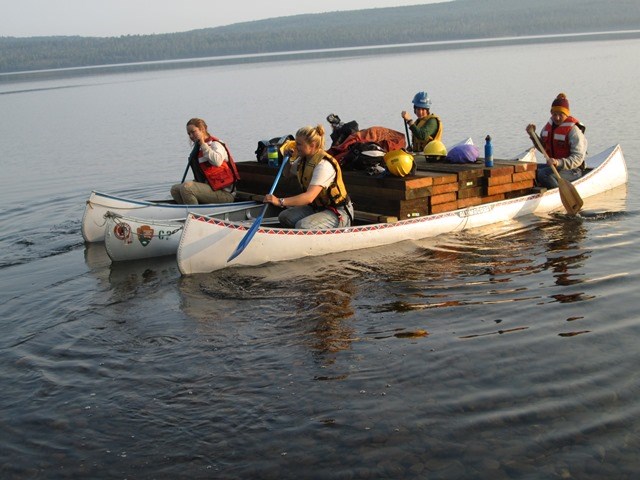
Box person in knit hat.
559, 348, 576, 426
526, 92, 587, 189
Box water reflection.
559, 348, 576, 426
177, 267, 358, 361
536, 215, 590, 288
107, 256, 178, 301
84, 242, 180, 305
83, 241, 111, 270
302, 278, 357, 358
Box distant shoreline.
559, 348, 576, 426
2, 29, 638, 84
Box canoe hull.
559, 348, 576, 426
177, 145, 627, 274
104, 205, 281, 262
104, 214, 184, 262
81, 191, 260, 242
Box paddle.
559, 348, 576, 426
180, 162, 190, 183
181, 143, 199, 183
526, 125, 583, 215
404, 120, 412, 152
227, 154, 290, 262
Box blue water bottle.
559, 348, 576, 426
484, 135, 494, 168
267, 144, 279, 168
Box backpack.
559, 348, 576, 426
341, 142, 387, 173
329, 120, 359, 147
255, 134, 294, 164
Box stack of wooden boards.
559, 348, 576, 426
236, 156, 538, 222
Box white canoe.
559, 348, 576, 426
81, 191, 260, 242
103, 205, 280, 262
177, 144, 628, 275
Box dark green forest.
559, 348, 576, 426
1, 0, 639, 74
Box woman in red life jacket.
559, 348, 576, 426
170, 118, 240, 204
527, 93, 587, 189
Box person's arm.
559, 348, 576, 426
525, 123, 544, 152
265, 185, 323, 208
200, 140, 228, 167
556, 126, 587, 170
264, 160, 333, 207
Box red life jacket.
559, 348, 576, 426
198, 136, 240, 191
540, 116, 581, 159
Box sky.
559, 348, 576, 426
0, 0, 449, 38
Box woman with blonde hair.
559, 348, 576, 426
264, 124, 353, 229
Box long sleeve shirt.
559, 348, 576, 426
199, 140, 228, 167
556, 126, 588, 171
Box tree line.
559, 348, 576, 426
1, 0, 638, 74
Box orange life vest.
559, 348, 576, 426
296, 151, 349, 208
196, 136, 240, 191
540, 116, 581, 159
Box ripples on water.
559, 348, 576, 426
1, 167, 637, 479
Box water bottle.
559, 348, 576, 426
484, 135, 494, 168
267, 144, 279, 168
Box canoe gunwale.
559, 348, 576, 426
87, 191, 258, 210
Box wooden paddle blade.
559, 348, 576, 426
551, 164, 583, 215
227, 204, 268, 262
557, 178, 584, 215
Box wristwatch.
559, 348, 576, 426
279, 198, 285, 208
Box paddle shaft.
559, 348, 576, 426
181, 143, 201, 183
404, 120, 412, 151
227, 155, 290, 262
180, 162, 190, 183
526, 126, 563, 181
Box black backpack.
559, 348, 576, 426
255, 134, 294, 164
329, 120, 359, 147
342, 142, 387, 172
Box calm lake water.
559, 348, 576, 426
1, 37, 640, 479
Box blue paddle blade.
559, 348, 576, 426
227, 204, 268, 262
227, 154, 290, 263
227, 155, 289, 263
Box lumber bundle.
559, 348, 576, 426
414, 156, 538, 214
235, 157, 537, 222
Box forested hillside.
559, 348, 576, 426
2, 0, 639, 73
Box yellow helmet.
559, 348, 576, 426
384, 149, 415, 177
423, 140, 447, 157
